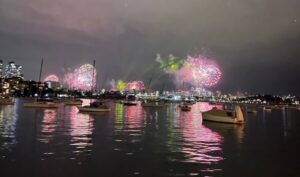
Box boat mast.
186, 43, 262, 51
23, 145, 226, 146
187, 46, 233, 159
38, 58, 44, 98
38, 58, 44, 82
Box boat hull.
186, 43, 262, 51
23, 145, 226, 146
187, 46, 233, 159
64, 101, 83, 106
202, 113, 243, 124
123, 103, 137, 106
23, 102, 59, 108
78, 107, 110, 112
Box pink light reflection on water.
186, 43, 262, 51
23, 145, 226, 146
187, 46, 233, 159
124, 103, 144, 130
120, 102, 145, 142
178, 102, 224, 164
69, 106, 94, 150
39, 109, 57, 143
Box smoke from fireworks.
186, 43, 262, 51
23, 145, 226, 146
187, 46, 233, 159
156, 54, 184, 73
63, 64, 97, 90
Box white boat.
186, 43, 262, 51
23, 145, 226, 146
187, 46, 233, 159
0, 97, 15, 105
263, 106, 272, 112
77, 102, 110, 112
23, 102, 59, 108
202, 106, 244, 124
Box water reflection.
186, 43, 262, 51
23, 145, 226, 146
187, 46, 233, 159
114, 103, 124, 131
5, 100, 299, 177
69, 106, 94, 150
113, 103, 145, 150
39, 109, 57, 143
0, 104, 18, 151
177, 103, 224, 164
123, 103, 144, 131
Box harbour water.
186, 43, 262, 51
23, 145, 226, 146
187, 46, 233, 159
0, 99, 299, 177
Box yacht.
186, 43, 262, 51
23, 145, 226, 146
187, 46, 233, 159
63, 99, 83, 106
77, 101, 110, 112
202, 106, 244, 124
23, 101, 59, 108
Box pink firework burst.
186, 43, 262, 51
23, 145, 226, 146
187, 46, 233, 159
44, 74, 59, 82
187, 56, 222, 87
63, 64, 97, 90
175, 55, 222, 88
126, 81, 145, 91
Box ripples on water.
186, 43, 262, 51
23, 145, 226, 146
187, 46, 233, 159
0, 99, 299, 177
0, 104, 18, 151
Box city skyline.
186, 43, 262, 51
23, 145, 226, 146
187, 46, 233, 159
0, 0, 300, 94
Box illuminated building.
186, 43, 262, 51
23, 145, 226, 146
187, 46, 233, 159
3, 61, 23, 79
0, 77, 24, 96
45, 81, 62, 90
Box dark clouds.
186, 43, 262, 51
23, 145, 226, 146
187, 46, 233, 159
0, 0, 299, 94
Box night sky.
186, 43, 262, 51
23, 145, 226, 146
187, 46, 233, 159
0, 0, 299, 94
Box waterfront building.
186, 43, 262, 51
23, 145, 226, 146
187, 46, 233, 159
45, 81, 63, 91
3, 61, 23, 79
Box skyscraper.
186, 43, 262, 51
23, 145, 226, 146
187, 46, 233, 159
3, 61, 23, 79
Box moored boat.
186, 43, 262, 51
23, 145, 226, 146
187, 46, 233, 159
263, 106, 272, 112
77, 101, 110, 112
64, 99, 83, 106
0, 97, 15, 105
123, 101, 138, 106
202, 106, 244, 124
23, 101, 59, 108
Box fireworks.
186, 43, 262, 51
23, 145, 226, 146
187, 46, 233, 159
44, 74, 59, 82
126, 81, 145, 91
186, 56, 222, 87
156, 54, 184, 73
158, 54, 222, 88
117, 80, 126, 90
63, 64, 97, 90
